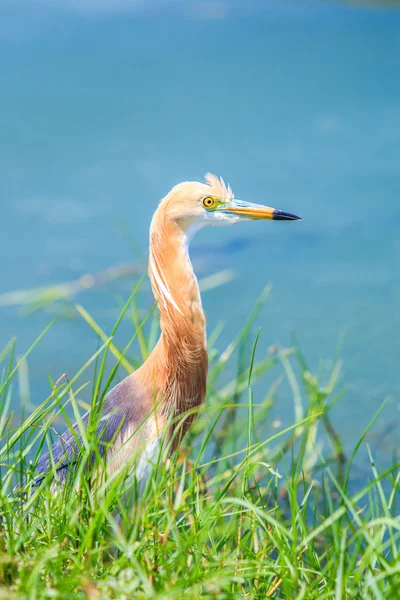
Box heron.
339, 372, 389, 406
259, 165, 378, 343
33, 174, 301, 488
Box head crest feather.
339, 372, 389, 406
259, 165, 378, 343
204, 173, 234, 200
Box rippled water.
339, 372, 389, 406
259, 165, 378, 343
1, 1, 399, 472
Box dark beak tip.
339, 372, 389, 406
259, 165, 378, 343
273, 209, 302, 221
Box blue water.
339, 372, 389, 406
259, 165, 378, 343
1, 1, 399, 472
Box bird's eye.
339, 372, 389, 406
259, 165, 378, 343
203, 196, 215, 208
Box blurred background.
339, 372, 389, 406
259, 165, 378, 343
0, 0, 399, 473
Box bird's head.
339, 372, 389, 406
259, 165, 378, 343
160, 173, 301, 239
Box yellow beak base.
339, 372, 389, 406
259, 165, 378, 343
225, 202, 301, 221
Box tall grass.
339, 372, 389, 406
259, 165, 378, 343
0, 281, 399, 599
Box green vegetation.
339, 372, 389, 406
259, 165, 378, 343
0, 281, 399, 599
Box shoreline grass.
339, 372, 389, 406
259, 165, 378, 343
1, 284, 399, 599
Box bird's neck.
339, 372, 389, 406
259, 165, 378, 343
149, 208, 207, 357
141, 208, 207, 442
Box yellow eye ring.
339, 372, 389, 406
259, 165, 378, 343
203, 196, 215, 208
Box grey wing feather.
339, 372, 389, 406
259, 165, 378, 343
33, 399, 127, 486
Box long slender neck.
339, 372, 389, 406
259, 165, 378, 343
149, 208, 206, 354
137, 206, 207, 443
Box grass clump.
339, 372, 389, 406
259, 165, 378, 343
0, 283, 399, 599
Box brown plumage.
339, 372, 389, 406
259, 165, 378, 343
34, 174, 301, 487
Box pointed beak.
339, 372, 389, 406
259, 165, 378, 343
224, 200, 301, 221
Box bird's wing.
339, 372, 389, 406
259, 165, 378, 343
33, 400, 127, 486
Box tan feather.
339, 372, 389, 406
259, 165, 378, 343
204, 172, 234, 200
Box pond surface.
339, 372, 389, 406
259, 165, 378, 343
1, 1, 399, 474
